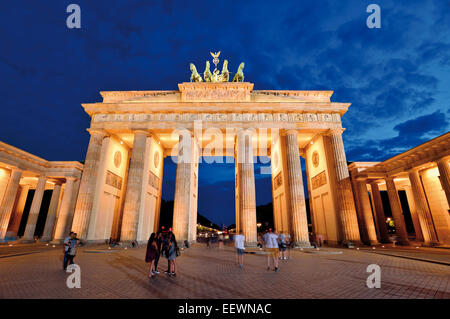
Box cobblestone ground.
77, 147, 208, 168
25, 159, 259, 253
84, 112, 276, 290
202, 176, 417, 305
0, 243, 449, 299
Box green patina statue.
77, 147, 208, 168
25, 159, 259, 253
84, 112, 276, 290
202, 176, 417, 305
220, 59, 229, 82
190, 63, 203, 82
203, 61, 213, 82
232, 62, 245, 82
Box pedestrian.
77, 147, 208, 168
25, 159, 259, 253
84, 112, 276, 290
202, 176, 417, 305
145, 233, 159, 278
234, 230, 245, 268
153, 232, 162, 274
167, 232, 178, 277
218, 232, 224, 250
206, 235, 211, 249
162, 232, 171, 274
278, 232, 287, 260
286, 233, 293, 259
63, 231, 79, 270
263, 228, 279, 272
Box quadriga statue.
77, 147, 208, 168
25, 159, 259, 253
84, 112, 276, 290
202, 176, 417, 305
232, 62, 245, 82
190, 63, 203, 82
220, 60, 230, 82
203, 61, 213, 82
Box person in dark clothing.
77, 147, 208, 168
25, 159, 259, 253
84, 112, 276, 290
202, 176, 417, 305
153, 232, 163, 274
63, 232, 79, 270
145, 233, 159, 278
162, 232, 171, 274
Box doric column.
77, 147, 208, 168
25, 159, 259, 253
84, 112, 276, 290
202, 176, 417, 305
385, 177, 410, 245
120, 130, 149, 242
0, 168, 22, 241
22, 175, 47, 242
356, 180, 378, 245
369, 182, 390, 243
408, 168, 438, 245
436, 156, 450, 207
325, 129, 361, 244
52, 177, 76, 242
172, 132, 199, 245
6, 184, 30, 238
71, 129, 107, 239
235, 129, 257, 246
404, 186, 424, 242
284, 130, 310, 246
40, 182, 63, 242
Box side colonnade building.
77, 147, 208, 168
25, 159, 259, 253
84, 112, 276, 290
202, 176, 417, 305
0, 141, 82, 243
348, 132, 450, 246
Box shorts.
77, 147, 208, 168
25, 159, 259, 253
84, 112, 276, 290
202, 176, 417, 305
265, 248, 279, 257
236, 248, 245, 255
279, 245, 287, 252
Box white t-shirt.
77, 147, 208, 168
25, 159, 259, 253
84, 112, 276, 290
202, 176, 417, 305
234, 234, 245, 249
264, 233, 279, 248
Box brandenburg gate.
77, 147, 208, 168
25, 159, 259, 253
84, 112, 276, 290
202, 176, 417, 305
67, 58, 362, 247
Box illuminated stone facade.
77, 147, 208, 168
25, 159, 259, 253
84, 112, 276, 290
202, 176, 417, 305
1, 82, 447, 247
348, 132, 450, 246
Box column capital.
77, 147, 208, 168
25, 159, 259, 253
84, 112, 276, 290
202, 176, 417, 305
385, 175, 396, 182
65, 176, 77, 182
437, 155, 450, 164
282, 129, 299, 136
87, 128, 108, 138
132, 129, 150, 136
51, 180, 63, 186
324, 128, 346, 136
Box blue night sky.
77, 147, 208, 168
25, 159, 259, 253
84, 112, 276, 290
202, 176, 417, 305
1, 1, 449, 226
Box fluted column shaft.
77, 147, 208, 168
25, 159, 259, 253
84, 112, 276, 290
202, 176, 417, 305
22, 176, 47, 241
326, 130, 361, 243
121, 131, 148, 242
6, 184, 30, 238
0, 169, 22, 240
385, 177, 410, 245
173, 134, 194, 243
41, 183, 62, 241
370, 183, 390, 243
408, 169, 438, 245
71, 130, 106, 239
284, 131, 310, 246
52, 178, 76, 241
236, 129, 257, 246
437, 157, 450, 207
356, 180, 378, 245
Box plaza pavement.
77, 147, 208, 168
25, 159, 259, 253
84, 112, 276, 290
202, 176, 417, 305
0, 243, 449, 299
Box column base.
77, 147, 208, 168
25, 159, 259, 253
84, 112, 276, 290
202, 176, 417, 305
39, 237, 52, 243
177, 240, 196, 248
293, 241, 313, 248
394, 240, 410, 246
19, 239, 37, 244
50, 239, 64, 245
119, 240, 140, 248
244, 242, 258, 248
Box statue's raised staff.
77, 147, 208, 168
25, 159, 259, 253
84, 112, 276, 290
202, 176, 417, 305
232, 62, 245, 82
190, 63, 203, 82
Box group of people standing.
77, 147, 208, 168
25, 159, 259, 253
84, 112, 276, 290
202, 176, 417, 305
234, 228, 292, 272
145, 231, 179, 279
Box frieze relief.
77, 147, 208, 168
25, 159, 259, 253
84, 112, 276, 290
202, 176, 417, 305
92, 112, 341, 124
